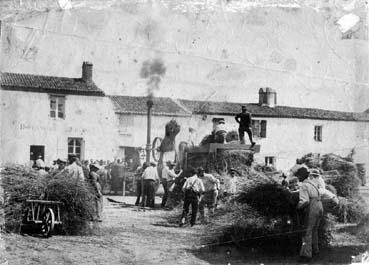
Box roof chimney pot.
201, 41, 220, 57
82, 61, 93, 83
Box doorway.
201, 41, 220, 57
30, 145, 45, 162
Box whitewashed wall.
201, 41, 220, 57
0, 90, 119, 165
174, 114, 369, 172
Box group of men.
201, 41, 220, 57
134, 161, 182, 208
179, 167, 220, 227
134, 161, 222, 227
283, 160, 339, 262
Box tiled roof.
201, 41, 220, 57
109, 96, 191, 117
0, 72, 105, 96
178, 99, 369, 122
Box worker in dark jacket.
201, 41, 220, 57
135, 162, 148, 206
89, 164, 103, 222
235, 106, 255, 146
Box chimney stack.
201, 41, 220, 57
82, 61, 93, 83
259, 87, 277, 107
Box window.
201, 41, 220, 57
118, 115, 134, 134
265, 156, 276, 166
252, 120, 267, 138
50, 95, 65, 119
314, 126, 322, 142
68, 138, 84, 160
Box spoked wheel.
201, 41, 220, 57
152, 137, 162, 162
41, 208, 55, 237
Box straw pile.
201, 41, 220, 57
2, 165, 96, 235
2, 165, 48, 232
225, 130, 239, 143
159, 119, 180, 152
204, 152, 335, 251
298, 153, 365, 223
199, 134, 214, 146
45, 172, 95, 235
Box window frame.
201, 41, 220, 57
265, 156, 276, 167
49, 95, 66, 119
67, 138, 84, 160
314, 125, 323, 142
252, 120, 267, 138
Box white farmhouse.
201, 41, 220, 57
110, 89, 369, 173
1, 64, 368, 175
0, 62, 118, 165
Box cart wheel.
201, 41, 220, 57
152, 137, 162, 162
41, 208, 55, 237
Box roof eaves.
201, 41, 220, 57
115, 111, 191, 117
0, 85, 105, 97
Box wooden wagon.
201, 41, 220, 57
20, 199, 63, 237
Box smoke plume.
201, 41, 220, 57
140, 58, 166, 97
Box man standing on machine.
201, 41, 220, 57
235, 105, 256, 147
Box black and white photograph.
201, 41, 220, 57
0, 0, 369, 264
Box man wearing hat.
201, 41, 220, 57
51, 159, 67, 177
197, 167, 220, 223
297, 168, 338, 262
235, 106, 255, 147
310, 168, 339, 203
89, 164, 103, 222
142, 162, 160, 208
66, 155, 85, 181
161, 161, 183, 208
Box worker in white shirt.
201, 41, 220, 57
297, 169, 339, 262
161, 161, 182, 208
198, 167, 220, 222
179, 168, 205, 227
35, 155, 46, 169
66, 155, 85, 181
213, 118, 227, 144
142, 162, 160, 208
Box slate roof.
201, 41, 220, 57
109, 96, 191, 117
0, 72, 105, 96
178, 99, 369, 122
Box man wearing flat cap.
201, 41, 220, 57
297, 168, 338, 261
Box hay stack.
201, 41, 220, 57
2, 165, 96, 235
45, 172, 95, 235
225, 130, 239, 143
2, 165, 47, 232
159, 119, 180, 152
199, 134, 214, 146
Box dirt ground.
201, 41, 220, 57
1, 196, 368, 265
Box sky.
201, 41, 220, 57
1, 0, 368, 112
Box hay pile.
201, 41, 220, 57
45, 172, 96, 235
2, 166, 48, 232
298, 153, 365, 223
208, 152, 339, 252
159, 119, 180, 152
225, 130, 239, 143
2, 165, 96, 235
